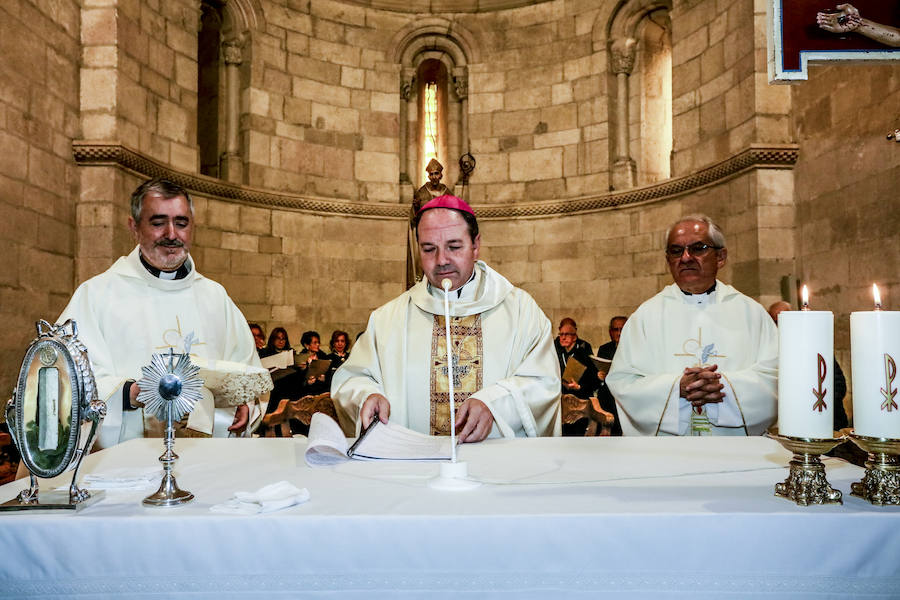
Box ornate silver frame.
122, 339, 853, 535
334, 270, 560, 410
2, 320, 106, 511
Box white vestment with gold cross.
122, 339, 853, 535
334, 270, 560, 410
57, 246, 267, 448
331, 261, 561, 438
607, 281, 778, 436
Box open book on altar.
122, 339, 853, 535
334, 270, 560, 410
304, 413, 452, 466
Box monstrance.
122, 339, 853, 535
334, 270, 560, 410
138, 348, 203, 507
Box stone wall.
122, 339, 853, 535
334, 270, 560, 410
670, 0, 791, 175
0, 0, 81, 396
191, 197, 407, 344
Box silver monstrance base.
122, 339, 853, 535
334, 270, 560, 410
143, 446, 194, 507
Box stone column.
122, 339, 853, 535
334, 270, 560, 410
610, 38, 636, 190
220, 37, 243, 183
399, 69, 415, 184
453, 67, 469, 157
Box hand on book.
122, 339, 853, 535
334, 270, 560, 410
361, 393, 391, 429
455, 398, 494, 443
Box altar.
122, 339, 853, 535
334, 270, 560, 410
1, 436, 898, 598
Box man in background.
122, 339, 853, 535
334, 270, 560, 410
554, 317, 597, 436
595, 316, 627, 436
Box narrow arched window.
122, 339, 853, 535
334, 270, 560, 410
197, 1, 223, 177
416, 59, 449, 184
631, 8, 672, 185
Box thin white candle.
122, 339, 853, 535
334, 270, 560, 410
778, 288, 834, 438
851, 284, 900, 438
800, 284, 809, 310
441, 278, 458, 463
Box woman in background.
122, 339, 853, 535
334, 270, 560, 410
297, 331, 329, 396
261, 327, 292, 358
326, 330, 351, 387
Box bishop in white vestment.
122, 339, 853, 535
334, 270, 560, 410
332, 197, 560, 441
607, 216, 778, 436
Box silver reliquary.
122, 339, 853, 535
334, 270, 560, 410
2, 319, 106, 511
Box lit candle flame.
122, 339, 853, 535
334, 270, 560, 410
800, 285, 809, 311
873, 283, 882, 311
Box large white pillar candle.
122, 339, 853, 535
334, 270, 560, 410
778, 310, 834, 438
850, 307, 900, 438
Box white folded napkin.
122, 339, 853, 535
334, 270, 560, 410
209, 481, 310, 515
82, 467, 162, 490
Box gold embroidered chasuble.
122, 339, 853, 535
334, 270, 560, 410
429, 314, 483, 435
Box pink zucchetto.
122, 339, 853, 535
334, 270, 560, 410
417, 194, 475, 216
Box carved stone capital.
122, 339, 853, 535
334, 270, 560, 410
453, 75, 468, 100
222, 39, 244, 66
609, 38, 637, 75
400, 77, 414, 102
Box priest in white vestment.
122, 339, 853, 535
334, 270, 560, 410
57, 178, 270, 448
332, 196, 560, 441
607, 215, 777, 436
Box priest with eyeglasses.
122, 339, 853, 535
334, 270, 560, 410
607, 215, 777, 436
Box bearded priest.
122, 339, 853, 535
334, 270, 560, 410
57, 178, 269, 448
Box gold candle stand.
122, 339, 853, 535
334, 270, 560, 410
767, 427, 845, 506
849, 433, 900, 506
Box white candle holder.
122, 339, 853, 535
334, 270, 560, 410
767, 427, 846, 506
848, 433, 900, 506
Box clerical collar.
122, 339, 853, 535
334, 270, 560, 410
681, 282, 717, 306
681, 282, 716, 296
428, 268, 478, 300
139, 252, 191, 280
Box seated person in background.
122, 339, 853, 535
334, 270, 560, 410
249, 323, 266, 357
595, 316, 627, 436
297, 330, 330, 396
554, 317, 598, 436
260, 326, 292, 359
326, 330, 351, 386
768, 301, 848, 430
607, 214, 777, 436
56, 177, 265, 447
332, 195, 560, 441
259, 326, 303, 433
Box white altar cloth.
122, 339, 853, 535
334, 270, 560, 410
0, 437, 898, 599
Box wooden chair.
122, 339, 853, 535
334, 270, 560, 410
561, 394, 615, 436
261, 393, 338, 437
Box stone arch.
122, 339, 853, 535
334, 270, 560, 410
599, 0, 673, 189
196, 0, 264, 182
391, 19, 477, 189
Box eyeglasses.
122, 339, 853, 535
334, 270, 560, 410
665, 242, 721, 259
558, 332, 577, 338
